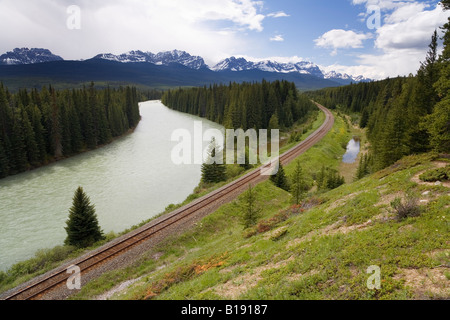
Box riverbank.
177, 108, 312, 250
0, 101, 224, 274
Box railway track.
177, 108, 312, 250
2, 102, 334, 300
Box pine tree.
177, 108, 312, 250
270, 163, 290, 191
316, 166, 327, 190
240, 184, 261, 229
201, 139, 226, 184
291, 160, 307, 205
0, 137, 9, 178
19, 106, 40, 166
65, 187, 104, 248
9, 114, 28, 173
50, 89, 63, 159
326, 169, 345, 190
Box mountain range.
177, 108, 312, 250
1, 48, 370, 83
92, 50, 370, 84
0, 48, 371, 91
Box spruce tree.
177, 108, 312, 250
0, 137, 9, 178
291, 160, 307, 205
201, 139, 226, 184
270, 162, 290, 191
65, 187, 104, 248
240, 184, 261, 229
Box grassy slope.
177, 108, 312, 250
71, 112, 449, 300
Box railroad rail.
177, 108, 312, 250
2, 102, 334, 300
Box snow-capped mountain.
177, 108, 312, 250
153, 50, 208, 70
93, 50, 208, 70
0, 48, 63, 65
323, 70, 371, 83
93, 50, 150, 63
211, 57, 324, 78
212, 56, 369, 83
211, 57, 256, 72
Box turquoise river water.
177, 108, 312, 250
0, 101, 223, 271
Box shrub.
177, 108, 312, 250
419, 166, 450, 182
391, 195, 421, 221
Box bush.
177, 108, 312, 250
391, 195, 421, 221
419, 166, 450, 182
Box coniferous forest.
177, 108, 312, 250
0, 83, 140, 179
161, 80, 317, 131
308, 3, 450, 175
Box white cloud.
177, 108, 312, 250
270, 34, 284, 42
352, 0, 417, 11
375, 3, 448, 50
267, 11, 290, 18
320, 47, 428, 80
0, 0, 266, 62
314, 29, 372, 55
324, 1, 450, 79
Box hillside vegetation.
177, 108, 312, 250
70, 112, 449, 300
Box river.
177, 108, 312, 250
0, 101, 223, 271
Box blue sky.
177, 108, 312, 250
0, 0, 448, 79
243, 0, 366, 62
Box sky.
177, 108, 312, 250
0, 0, 448, 79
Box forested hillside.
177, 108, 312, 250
308, 1, 450, 174
0, 83, 140, 179
162, 80, 317, 131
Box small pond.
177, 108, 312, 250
342, 137, 361, 164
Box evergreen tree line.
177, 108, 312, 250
308, 1, 450, 175
161, 80, 317, 131
0, 83, 141, 179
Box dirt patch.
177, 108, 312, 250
394, 267, 449, 299
212, 256, 294, 299
376, 191, 405, 207
219, 264, 242, 275
286, 269, 320, 282
426, 249, 450, 259
96, 277, 143, 300
331, 220, 374, 235
286, 218, 375, 249
398, 224, 417, 233
151, 252, 164, 261
325, 192, 363, 213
